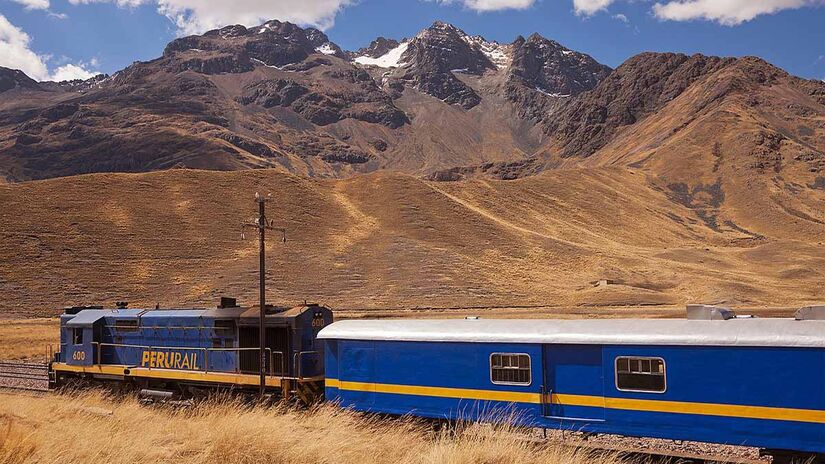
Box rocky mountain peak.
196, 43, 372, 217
509, 33, 611, 97
163, 19, 346, 71
0, 67, 41, 93
405, 21, 495, 73
385, 22, 498, 109
353, 37, 401, 59
502, 33, 610, 124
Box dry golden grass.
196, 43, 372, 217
0, 391, 620, 464
1, 168, 823, 318
0, 319, 58, 361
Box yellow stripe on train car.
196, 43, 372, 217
325, 378, 825, 424
51, 362, 322, 387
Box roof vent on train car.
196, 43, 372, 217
795, 305, 825, 320
218, 297, 238, 309
686, 304, 736, 320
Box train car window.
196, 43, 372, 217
72, 328, 83, 345
490, 353, 531, 385
615, 356, 666, 393
114, 319, 139, 332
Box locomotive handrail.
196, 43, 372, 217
91, 342, 100, 365
293, 351, 320, 380
270, 351, 285, 376
67, 342, 300, 379
95, 342, 208, 371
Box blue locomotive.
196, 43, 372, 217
52, 302, 825, 461
51, 297, 332, 402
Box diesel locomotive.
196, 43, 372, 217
51, 301, 825, 462
51, 297, 332, 403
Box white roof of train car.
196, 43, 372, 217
317, 318, 825, 348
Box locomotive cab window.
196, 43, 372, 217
490, 353, 531, 385
72, 328, 83, 345
615, 357, 666, 393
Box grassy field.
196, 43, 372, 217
0, 319, 58, 361
0, 391, 619, 464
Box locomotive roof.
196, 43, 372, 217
317, 318, 825, 348
63, 305, 321, 327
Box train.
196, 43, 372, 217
50, 300, 825, 462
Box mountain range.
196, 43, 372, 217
1, 20, 823, 184
0, 20, 823, 313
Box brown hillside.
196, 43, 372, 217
0, 167, 822, 316
566, 58, 825, 244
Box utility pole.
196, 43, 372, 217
242, 193, 286, 397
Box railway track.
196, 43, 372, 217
524, 431, 768, 464
0, 361, 49, 392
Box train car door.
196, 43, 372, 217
543, 344, 605, 421
338, 341, 375, 409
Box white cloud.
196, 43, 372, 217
0, 14, 49, 80
573, 0, 615, 15
573, 0, 824, 24
68, 0, 354, 33
433, 0, 536, 12
160, 0, 354, 34
612, 12, 628, 22
49, 63, 98, 81
0, 14, 99, 81
68, 0, 146, 7
652, 0, 825, 25
11, 0, 50, 10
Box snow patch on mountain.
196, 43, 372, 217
315, 43, 336, 55
251, 57, 294, 71
535, 86, 571, 98
354, 41, 409, 68
462, 35, 510, 69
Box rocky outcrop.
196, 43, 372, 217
236, 69, 407, 128
0, 67, 41, 93
426, 158, 546, 181
548, 53, 735, 157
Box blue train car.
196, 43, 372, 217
319, 306, 825, 459
52, 298, 332, 400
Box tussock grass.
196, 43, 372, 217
0, 391, 621, 464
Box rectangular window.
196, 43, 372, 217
490, 353, 531, 385
114, 319, 139, 332
72, 328, 84, 345
214, 319, 235, 334
615, 356, 666, 393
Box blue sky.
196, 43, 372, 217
1, 0, 824, 82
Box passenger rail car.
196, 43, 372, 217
51, 298, 332, 402
318, 305, 825, 461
